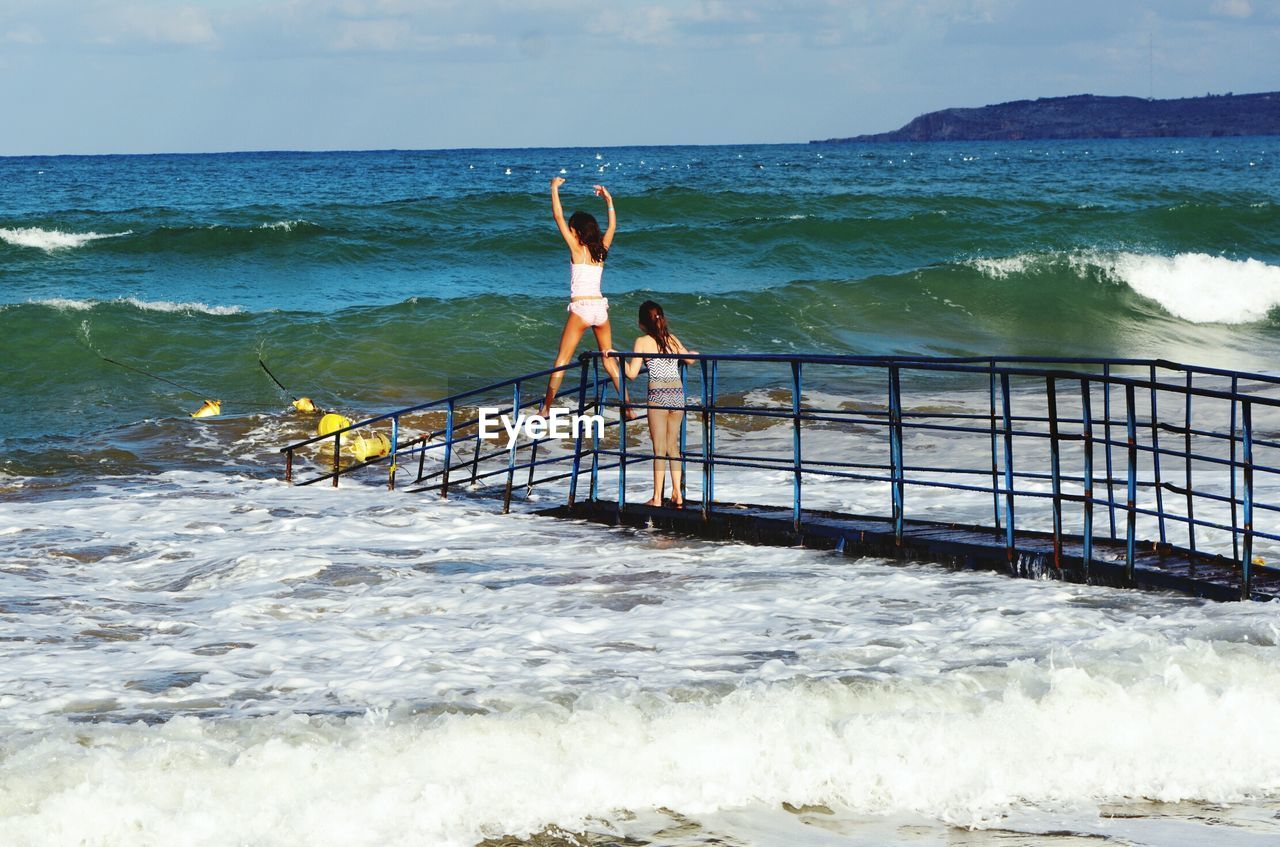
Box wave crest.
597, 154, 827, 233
0, 227, 132, 252
968, 251, 1280, 325
29, 297, 243, 316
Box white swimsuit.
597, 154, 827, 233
568, 263, 608, 327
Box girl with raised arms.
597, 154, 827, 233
538, 178, 634, 419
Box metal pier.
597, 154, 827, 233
278, 354, 1280, 601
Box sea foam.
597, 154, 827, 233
969, 251, 1280, 324
4, 670, 1280, 847
0, 226, 131, 251
30, 297, 243, 315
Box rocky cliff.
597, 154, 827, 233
814, 92, 1280, 142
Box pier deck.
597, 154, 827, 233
281, 353, 1280, 602
543, 500, 1280, 602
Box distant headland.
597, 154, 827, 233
813, 91, 1280, 143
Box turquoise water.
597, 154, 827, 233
1, 139, 1278, 469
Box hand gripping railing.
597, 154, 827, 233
279, 353, 1280, 599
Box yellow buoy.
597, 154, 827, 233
317, 412, 352, 437
292, 397, 317, 414
191, 399, 222, 418
351, 432, 391, 462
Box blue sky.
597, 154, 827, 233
2, 0, 1277, 155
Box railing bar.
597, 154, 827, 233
1047, 376, 1063, 570
679, 362, 689, 506
502, 383, 520, 514
1184, 371, 1196, 560
1149, 364, 1167, 544
1125, 384, 1138, 585
1001, 373, 1016, 564
1104, 363, 1118, 539
617, 357, 629, 514
989, 360, 1002, 531
792, 361, 803, 532
1242, 400, 1254, 600
701, 358, 711, 520
1081, 378, 1094, 580
1230, 374, 1240, 564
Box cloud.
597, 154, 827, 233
94, 5, 219, 47
3, 26, 44, 45
1212, 0, 1253, 18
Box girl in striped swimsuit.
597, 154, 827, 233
625, 301, 698, 507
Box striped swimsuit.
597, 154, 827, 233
644, 355, 684, 410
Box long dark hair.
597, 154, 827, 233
639, 300, 673, 353
567, 211, 608, 263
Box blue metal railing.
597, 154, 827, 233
279, 353, 1280, 599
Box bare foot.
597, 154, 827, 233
623, 404, 641, 422
644, 497, 662, 507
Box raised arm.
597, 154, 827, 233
594, 184, 616, 249
550, 177, 574, 247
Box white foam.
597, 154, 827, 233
5, 417, 1280, 843
967, 251, 1280, 324
119, 297, 243, 315
0, 226, 131, 251
29, 297, 243, 315
29, 297, 97, 311
258, 219, 310, 231
1100, 252, 1280, 324
3, 665, 1280, 846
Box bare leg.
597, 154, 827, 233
646, 408, 669, 506
591, 320, 638, 420
540, 313, 590, 417
666, 409, 686, 505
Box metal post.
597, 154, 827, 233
1001, 373, 1016, 564
1081, 379, 1094, 581
388, 415, 399, 491
469, 425, 483, 487
988, 360, 1002, 531
332, 432, 341, 488
1241, 400, 1254, 601
617, 353, 628, 513
1125, 384, 1137, 586
1184, 371, 1196, 560
502, 384, 520, 514
525, 439, 540, 496
700, 358, 711, 520
1230, 375, 1240, 563
285, 449, 293, 483
1103, 364, 1117, 538
888, 366, 904, 544
417, 435, 427, 482
679, 363, 689, 505
1148, 365, 1166, 545
590, 357, 603, 502
440, 400, 455, 499
791, 360, 803, 533
707, 360, 718, 511
568, 354, 590, 507
1046, 376, 1063, 572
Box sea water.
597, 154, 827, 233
2, 140, 1280, 845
